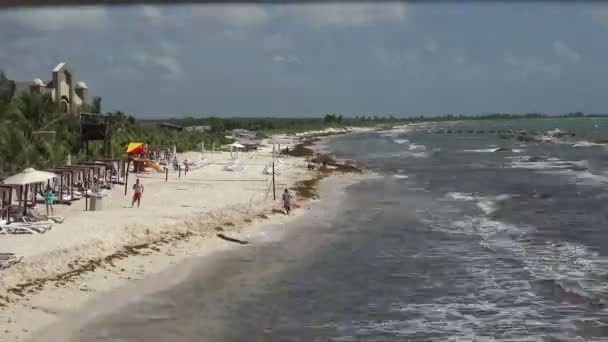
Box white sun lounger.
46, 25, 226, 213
0, 253, 22, 270
0, 221, 53, 234
223, 161, 245, 172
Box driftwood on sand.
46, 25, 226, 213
217, 233, 249, 245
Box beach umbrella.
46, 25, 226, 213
229, 142, 245, 149
228, 142, 245, 160
2, 168, 57, 185
126, 142, 145, 155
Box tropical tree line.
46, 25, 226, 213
158, 111, 608, 136
0, 69, 226, 177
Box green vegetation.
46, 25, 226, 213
156, 113, 403, 136
0, 69, 228, 177
3, 67, 608, 177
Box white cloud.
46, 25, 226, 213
504, 53, 561, 80
590, 4, 608, 24
423, 39, 439, 53
192, 5, 271, 28
552, 40, 581, 63
404, 52, 418, 65
131, 52, 183, 80
287, 3, 408, 27
272, 55, 302, 64
140, 6, 163, 19
374, 48, 402, 69
374, 49, 418, 71
5, 7, 107, 32
189, 3, 408, 31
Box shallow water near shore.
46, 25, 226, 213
73, 119, 608, 341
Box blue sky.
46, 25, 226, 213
1, 2, 607, 118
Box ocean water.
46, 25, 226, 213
74, 119, 608, 341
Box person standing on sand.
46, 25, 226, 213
44, 185, 55, 216
132, 179, 144, 208
282, 189, 292, 215
183, 159, 190, 174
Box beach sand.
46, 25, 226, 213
0, 127, 370, 342
0, 141, 314, 342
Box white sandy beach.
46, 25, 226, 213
0, 141, 312, 341
0, 128, 368, 342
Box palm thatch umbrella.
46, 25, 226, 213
2, 168, 57, 186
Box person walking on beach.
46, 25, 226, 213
132, 179, 144, 208
183, 159, 190, 174
44, 185, 55, 216
282, 189, 292, 215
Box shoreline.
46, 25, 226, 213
34, 173, 366, 342
0, 128, 368, 342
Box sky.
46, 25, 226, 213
1, 2, 608, 118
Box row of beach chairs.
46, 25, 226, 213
0, 207, 63, 235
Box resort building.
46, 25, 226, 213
12, 62, 89, 114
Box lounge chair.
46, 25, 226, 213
0, 221, 53, 234
223, 160, 244, 172
26, 208, 64, 224
0, 253, 22, 270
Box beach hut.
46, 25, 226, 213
2, 168, 57, 216
79, 162, 106, 181
96, 159, 128, 184
54, 167, 84, 194
46, 168, 74, 203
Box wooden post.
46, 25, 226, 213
23, 184, 28, 216
124, 160, 130, 196
179, 165, 181, 178
7, 188, 12, 223
85, 192, 88, 211
272, 162, 276, 201
165, 167, 168, 182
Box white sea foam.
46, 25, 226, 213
572, 141, 604, 148
444, 193, 510, 216
393, 139, 409, 145
509, 159, 589, 170
377, 125, 413, 137
398, 151, 429, 158
414, 208, 608, 339
442, 215, 608, 305
476, 199, 497, 215
542, 169, 608, 186
393, 174, 409, 179
463, 148, 502, 153
408, 144, 427, 151
445, 192, 475, 201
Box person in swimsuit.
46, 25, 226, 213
282, 189, 292, 215
132, 179, 144, 208
44, 185, 55, 216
